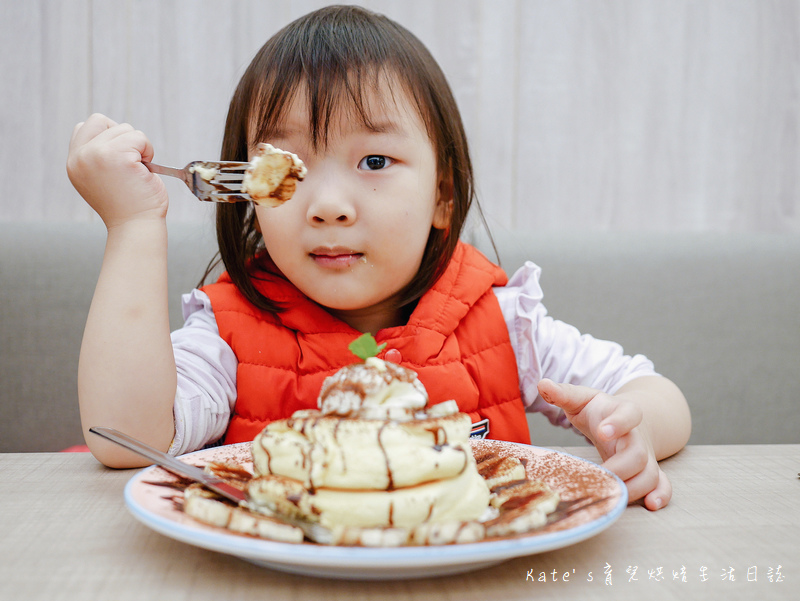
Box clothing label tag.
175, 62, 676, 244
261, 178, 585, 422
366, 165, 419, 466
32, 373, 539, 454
470, 418, 490, 439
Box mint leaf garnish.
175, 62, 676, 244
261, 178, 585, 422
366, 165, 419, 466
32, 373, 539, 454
348, 333, 386, 361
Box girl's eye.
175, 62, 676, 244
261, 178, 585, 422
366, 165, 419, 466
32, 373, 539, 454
358, 155, 393, 170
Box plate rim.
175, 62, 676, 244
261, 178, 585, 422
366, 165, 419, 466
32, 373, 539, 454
123, 441, 627, 575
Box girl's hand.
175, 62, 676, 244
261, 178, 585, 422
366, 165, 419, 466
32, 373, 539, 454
67, 113, 168, 228
537, 378, 672, 511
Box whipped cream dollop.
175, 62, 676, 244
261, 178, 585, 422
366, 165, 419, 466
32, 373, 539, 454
188, 163, 218, 182
318, 357, 452, 420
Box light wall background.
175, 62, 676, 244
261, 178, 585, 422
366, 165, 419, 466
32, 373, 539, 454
3, 0, 799, 233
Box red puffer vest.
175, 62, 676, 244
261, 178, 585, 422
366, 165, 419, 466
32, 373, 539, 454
202, 241, 530, 445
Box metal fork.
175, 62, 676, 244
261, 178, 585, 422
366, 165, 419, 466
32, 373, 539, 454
144, 161, 252, 203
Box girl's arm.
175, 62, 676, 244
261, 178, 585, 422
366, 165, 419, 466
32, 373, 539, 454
538, 375, 691, 510
67, 114, 177, 467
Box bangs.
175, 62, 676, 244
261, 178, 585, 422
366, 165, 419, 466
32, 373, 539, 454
250, 65, 401, 151
237, 7, 437, 153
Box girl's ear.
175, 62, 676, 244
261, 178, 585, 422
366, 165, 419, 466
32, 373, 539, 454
432, 172, 454, 230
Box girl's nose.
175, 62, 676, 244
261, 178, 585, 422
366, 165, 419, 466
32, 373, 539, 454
305, 178, 356, 225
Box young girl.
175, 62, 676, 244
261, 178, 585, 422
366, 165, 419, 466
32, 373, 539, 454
67, 5, 690, 511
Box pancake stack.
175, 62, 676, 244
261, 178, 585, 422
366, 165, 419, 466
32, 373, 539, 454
248, 357, 491, 542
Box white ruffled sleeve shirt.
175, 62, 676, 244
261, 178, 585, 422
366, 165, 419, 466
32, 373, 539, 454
168, 261, 656, 455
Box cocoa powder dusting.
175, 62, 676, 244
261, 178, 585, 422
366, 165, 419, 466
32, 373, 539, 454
499, 490, 546, 511
473, 440, 621, 537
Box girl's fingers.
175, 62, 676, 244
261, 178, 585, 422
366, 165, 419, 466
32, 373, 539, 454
70, 123, 153, 176
643, 469, 673, 511
134, 129, 155, 164
70, 115, 149, 165
601, 432, 649, 481
604, 438, 670, 509
70, 113, 119, 148
90, 121, 137, 147
94, 123, 153, 163
620, 458, 662, 503
537, 379, 599, 415
597, 401, 643, 442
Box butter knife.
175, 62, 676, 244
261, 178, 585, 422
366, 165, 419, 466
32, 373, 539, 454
89, 426, 334, 544
89, 426, 248, 503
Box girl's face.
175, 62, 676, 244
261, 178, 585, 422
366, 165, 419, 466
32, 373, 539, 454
253, 78, 452, 334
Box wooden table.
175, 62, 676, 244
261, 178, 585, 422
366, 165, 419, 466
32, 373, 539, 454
1, 445, 796, 600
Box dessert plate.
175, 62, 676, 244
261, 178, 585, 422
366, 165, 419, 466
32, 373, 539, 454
124, 440, 626, 580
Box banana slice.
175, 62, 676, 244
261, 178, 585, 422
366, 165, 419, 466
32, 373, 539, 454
475, 452, 528, 490
183, 484, 303, 543
485, 479, 560, 537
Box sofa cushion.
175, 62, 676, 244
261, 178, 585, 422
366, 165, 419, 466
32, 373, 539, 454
470, 228, 800, 445
2, 221, 797, 451
0, 221, 218, 452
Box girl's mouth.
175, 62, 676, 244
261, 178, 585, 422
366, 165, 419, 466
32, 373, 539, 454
310, 247, 365, 269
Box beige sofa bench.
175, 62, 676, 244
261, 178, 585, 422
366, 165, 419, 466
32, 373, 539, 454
2, 221, 797, 451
